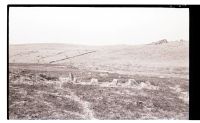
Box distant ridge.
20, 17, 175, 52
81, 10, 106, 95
149, 39, 188, 45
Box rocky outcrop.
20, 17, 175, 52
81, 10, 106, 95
150, 39, 168, 45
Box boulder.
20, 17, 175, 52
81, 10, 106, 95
90, 78, 98, 84
127, 79, 138, 85
59, 77, 71, 83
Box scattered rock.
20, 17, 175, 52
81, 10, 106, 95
59, 77, 71, 83
140, 81, 159, 90
112, 79, 118, 85
90, 78, 98, 84
127, 79, 138, 85
145, 81, 151, 85
69, 73, 74, 81
73, 78, 78, 83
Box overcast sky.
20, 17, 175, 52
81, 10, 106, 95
9, 7, 189, 45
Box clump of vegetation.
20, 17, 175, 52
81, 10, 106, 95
39, 74, 58, 81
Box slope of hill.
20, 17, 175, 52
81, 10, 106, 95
9, 40, 189, 77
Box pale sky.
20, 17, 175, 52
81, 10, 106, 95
9, 7, 189, 45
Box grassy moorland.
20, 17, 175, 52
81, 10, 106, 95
9, 63, 188, 120
9, 40, 189, 119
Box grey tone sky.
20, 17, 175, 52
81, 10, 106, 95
9, 7, 189, 45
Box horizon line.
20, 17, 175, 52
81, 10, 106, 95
9, 39, 189, 46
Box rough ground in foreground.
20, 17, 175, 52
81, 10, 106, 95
9, 64, 188, 120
